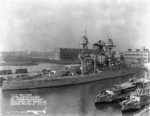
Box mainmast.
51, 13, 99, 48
105, 38, 116, 66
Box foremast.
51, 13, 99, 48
80, 32, 90, 75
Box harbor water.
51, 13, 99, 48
0, 63, 145, 116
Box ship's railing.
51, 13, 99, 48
4, 72, 100, 81
3, 66, 140, 82
2, 70, 41, 81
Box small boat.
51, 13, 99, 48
95, 82, 137, 104
120, 87, 150, 112
95, 77, 150, 104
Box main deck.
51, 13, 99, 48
2, 67, 140, 90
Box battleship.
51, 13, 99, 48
2, 35, 141, 90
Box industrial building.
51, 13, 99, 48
123, 47, 150, 64
0, 51, 50, 62
29, 51, 49, 59
49, 48, 98, 61
49, 48, 80, 61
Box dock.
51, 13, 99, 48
132, 105, 150, 116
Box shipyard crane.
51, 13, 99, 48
92, 38, 116, 67
92, 40, 106, 69
93, 40, 106, 55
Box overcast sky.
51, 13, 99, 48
0, 0, 150, 52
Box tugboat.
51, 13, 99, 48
135, 78, 150, 88
95, 75, 150, 104
95, 81, 137, 104
120, 87, 150, 112
2, 33, 141, 90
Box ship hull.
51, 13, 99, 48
95, 93, 131, 104
2, 67, 140, 90
121, 99, 150, 112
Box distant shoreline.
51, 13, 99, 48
0, 60, 79, 66
0, 62, 38, 66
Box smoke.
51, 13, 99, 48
143, 63, 150, 80
0, 0, 150, 52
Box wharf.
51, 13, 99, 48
132, 105, 150, 116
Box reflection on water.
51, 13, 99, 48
1, 72, 144, 116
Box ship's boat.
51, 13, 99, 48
2, 36, 141, 90
95, 81, 137, 104
120, 87, 150, 112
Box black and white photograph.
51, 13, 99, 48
0, 0, 150, 116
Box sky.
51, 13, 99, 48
0, 0, 150, 52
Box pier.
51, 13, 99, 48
132, 105, 150, 116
